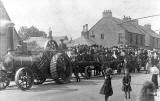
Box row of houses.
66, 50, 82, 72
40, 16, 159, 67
1, 0, 160, 61
80, 10, 160, 49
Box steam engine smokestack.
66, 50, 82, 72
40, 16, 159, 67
7, 22, 15, 51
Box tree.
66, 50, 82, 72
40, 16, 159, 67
18, 26, 47, 40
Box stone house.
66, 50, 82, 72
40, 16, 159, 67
81, 10, 151, 48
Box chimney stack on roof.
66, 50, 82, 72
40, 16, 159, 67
123, 16, 132, 22
82, 24, 89, 32
123, 16, 139, 25
102, 10, 112, 18
86, 24, 88, 32
144, 24, 151, 30
83, 25, 85, 32
81, 24, 89, 38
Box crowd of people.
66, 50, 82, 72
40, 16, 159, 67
68, 44, 160, 101
68, 44, 160, 74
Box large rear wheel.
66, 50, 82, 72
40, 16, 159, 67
50, 53, 72, 84
15, 67, 34, 90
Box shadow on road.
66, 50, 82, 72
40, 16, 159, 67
28, 80, 98, 92
1, 73, 144, 92
30, 83, 77, 92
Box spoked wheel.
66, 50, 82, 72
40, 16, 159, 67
50, 53, 72, 84
44, 40, 58, 51
0, 70, 10, 90
15, 68, 34, 90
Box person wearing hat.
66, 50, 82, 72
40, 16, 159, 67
59, 39, 67, 51
100, 68, 113, 101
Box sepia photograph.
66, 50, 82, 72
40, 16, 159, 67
0, 0, 160, 101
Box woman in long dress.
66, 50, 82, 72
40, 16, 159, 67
100, 68, 113, 101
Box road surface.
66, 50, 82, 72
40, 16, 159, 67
0, 73, 159, 101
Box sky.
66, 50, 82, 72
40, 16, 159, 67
1, 0, 160, 39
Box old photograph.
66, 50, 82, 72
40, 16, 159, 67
0, 0, 160, 101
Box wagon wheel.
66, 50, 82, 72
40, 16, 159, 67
15, 68, 34, 90
44, 40, 58, 51
0, 70, 10, 90
50, 53, 72, 84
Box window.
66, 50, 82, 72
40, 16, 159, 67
101, 33, 104, 39
90, 31, 95, 38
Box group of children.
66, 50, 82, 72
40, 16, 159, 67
100, 68, 159, 101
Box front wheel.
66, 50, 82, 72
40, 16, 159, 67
15, 68, 34, 90
0, 70, 10, 90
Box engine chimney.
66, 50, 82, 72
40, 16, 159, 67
7, 22, 14, 51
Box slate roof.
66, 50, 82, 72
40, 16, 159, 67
112, 17, 145, 35
0, 0, 11, 21
89, 16, 145, 35
139, 26, 160, 38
